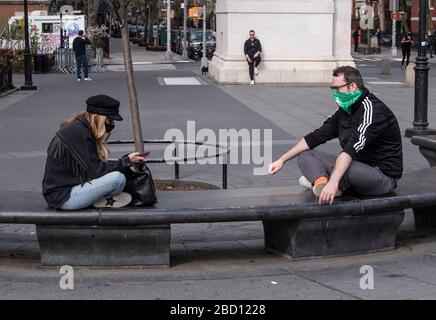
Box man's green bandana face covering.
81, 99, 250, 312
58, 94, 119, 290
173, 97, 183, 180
332, 90, 363, 114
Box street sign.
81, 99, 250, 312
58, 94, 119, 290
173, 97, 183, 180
359, 5, 374, 30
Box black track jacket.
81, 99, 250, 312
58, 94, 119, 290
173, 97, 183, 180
304, 88, 403, 179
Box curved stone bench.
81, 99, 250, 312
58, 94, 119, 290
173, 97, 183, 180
1, 168, 436, 267
412, 135, 436, 166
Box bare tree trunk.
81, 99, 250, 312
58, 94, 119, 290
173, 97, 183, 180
84, 0, 101, 27
109, 0, 144, 153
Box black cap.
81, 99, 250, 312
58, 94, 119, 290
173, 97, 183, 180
86, 95, 123, 121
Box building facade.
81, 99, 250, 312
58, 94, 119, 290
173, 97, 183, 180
209, 0, 354, 84
352, 1, 436, 35
0, 1, 50, 28
411, 0, 436, 33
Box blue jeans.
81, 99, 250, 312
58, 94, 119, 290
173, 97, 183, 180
60, 171, 126, 210
75, 55, 89, 79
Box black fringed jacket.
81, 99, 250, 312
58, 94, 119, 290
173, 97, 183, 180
42, 116, 132, 209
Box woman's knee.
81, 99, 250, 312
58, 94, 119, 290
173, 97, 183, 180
106, 171, 126, 189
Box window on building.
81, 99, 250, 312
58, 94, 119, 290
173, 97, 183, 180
430, 0, 434, 10
42, 23, 53, 34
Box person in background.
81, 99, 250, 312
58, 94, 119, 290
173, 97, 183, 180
73, 30, 92, 82
353, 27, 361, 52
244, 30, 262, 86
426, 30, 434, 58
400, 32, 413, 70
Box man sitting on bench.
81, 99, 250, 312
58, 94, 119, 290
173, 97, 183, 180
269, 66, 403, 205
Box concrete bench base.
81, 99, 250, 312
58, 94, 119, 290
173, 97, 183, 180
263, 211, 405, 259
36, 225, 171, 267
414, 207, 436, 229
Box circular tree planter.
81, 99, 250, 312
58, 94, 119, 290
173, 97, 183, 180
155, 180, 220, 191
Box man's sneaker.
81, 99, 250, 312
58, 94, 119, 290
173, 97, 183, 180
249, 80, 255, 86
255, 67, 259, 75
312, 183, 343, 198
93, 192, 132, 208
77, 78, 81, 82
84, 77, 93, 81
298, 176, 313, 190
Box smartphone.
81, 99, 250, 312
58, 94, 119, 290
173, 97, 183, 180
140, 151, 151, 158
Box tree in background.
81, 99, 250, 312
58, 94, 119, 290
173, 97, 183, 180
377, 0, 386, 32
84, 0, 102, 27
106, 0, 144, 153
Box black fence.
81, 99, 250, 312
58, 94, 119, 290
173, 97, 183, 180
0, 60, 13, 93
108, 140, 230, 190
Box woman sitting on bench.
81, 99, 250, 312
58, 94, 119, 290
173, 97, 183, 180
42, 95, 145, 210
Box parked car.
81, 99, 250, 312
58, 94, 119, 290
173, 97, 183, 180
128, 24, 145, 38
185, 29, 216, 60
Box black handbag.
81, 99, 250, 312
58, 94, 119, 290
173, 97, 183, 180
123, 162, 158, 207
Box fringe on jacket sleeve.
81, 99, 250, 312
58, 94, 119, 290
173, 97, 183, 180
47, 133, 90, 185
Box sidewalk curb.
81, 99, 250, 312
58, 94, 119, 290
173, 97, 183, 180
0, 87, 19, 99
104, 60, 193, 66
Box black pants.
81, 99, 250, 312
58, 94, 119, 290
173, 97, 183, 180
354, 40, 358, 52
402, 48, 411, 67
247, 55, 261, 81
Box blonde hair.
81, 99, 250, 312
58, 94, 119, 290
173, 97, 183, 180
61, 111, 110, 161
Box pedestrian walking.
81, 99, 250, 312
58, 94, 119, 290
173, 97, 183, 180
353, 27, 360, 52
400, 33, 413, 69
244, 30, 262, 86
433, 30, 436, 55
73, 30, 92, 82
269, 66, 403, 205
426, 30, 434, 58
42, 95, 146, 210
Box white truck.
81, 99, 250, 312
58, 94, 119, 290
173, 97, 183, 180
8, 12, 85, 53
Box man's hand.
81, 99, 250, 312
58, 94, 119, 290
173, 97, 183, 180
254, 52, 260, 58
246, 55, 252, 63
269, 158, 284, 175
318, 180, 339, 205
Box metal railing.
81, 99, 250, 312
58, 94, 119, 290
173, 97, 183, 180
108, 140, 230, 189
54, 48, 106, 74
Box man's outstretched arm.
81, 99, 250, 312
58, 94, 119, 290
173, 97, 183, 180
269, 138, 309, 175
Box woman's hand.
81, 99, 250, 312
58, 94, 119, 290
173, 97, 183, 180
128, 152, 145, 163
268, 158, 284, 175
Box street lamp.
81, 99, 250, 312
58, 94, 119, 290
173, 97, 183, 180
200, 0, 208, 69
405, 0, 436, 137
165, 0, 173, 61
182, 0, 188, 60
21, 0, 37, 90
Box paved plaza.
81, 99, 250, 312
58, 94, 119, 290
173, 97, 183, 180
1, 39, 436, 299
